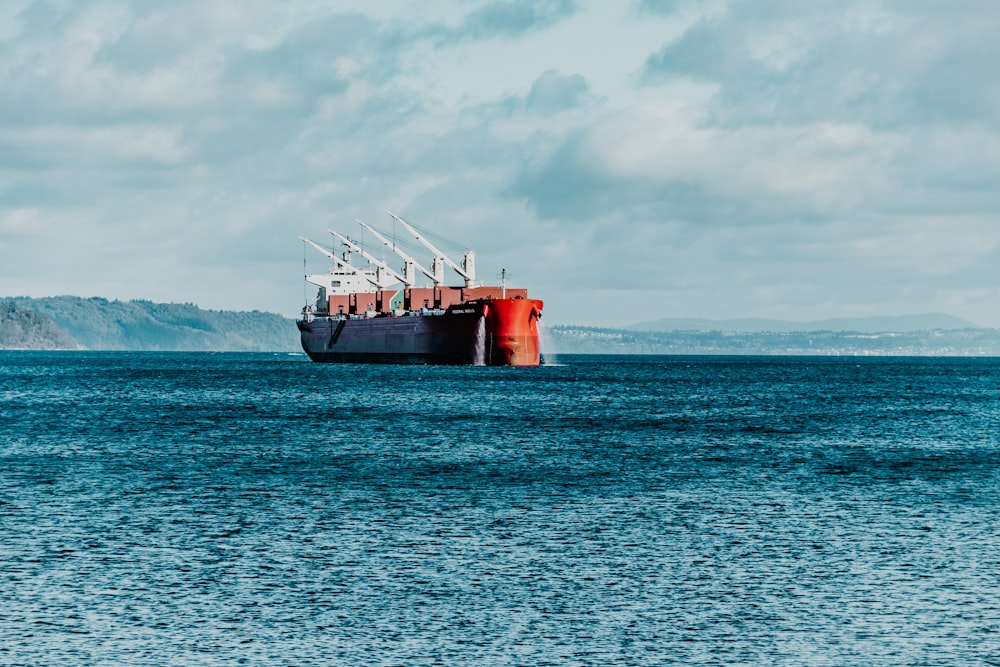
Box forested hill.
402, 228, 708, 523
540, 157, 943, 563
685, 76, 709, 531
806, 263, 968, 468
0, 301, 78, 350
9, 297, 299, 351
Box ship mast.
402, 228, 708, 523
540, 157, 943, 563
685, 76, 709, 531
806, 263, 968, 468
388, 212, 476, 287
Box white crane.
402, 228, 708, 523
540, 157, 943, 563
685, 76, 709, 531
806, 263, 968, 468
328, 229, 411, 288
355, 219, 443, 287
388, 212, 476, 287
299, 236, 365, 276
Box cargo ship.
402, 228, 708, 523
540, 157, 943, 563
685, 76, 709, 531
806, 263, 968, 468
297, 213, 543, 366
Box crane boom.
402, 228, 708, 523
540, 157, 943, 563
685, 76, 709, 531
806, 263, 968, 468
328, 229, 411, 287
299, 236, 366, 275
356, 220, 439, 285
388, 212, 475, 286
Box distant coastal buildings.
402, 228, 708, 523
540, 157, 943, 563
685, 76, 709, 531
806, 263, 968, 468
544, 325, 1000, 356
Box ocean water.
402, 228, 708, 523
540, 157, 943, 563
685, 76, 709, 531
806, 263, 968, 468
2, 352, 999, 666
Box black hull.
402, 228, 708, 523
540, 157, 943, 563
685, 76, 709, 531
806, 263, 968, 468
297, 310, 484, 365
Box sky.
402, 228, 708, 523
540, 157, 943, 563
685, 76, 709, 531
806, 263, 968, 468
2, 0, 999, 327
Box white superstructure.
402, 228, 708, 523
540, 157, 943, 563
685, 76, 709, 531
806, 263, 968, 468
299, 236, 384, 298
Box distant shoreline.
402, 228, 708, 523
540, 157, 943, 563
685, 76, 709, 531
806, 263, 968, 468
544, 325, 1000, 356
6, 296, 997, 355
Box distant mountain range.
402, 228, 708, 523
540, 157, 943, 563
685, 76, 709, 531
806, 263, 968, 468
626, 313, 981, 333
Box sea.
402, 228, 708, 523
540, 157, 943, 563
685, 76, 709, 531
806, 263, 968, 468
1, 351, 998, 666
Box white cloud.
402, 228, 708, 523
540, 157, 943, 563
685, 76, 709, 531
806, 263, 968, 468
578, 103, 897, 213
4, 124, 193, 166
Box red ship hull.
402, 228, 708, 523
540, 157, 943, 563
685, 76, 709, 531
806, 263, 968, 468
298, 298, 543, 366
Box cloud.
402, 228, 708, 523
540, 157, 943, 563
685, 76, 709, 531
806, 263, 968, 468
525, 69, 590, 112
509, 102, 903, 224
448, 0, 579, 41
640, 1, 1000, 130
542, 9, 999, 206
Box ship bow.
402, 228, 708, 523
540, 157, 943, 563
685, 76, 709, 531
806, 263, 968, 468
484, 298, 544, 366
